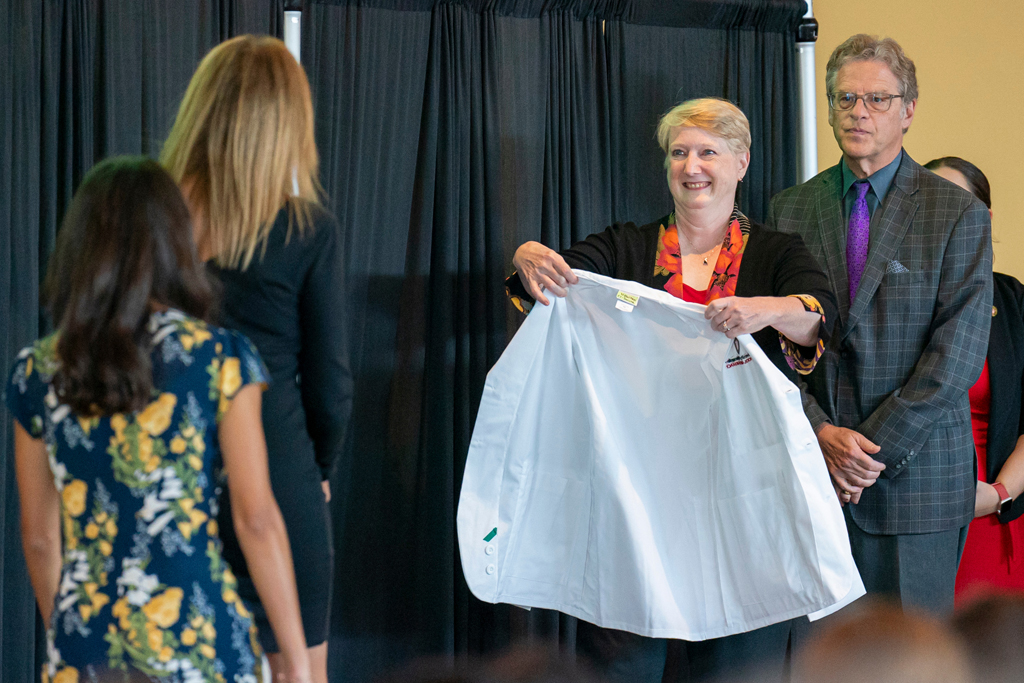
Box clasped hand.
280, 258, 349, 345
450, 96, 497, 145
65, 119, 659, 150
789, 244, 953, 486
816, 423, 885, 505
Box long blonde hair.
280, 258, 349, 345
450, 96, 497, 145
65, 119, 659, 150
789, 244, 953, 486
161, 35, 321, 270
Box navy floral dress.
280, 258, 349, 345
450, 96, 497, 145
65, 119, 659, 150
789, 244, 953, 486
5, 310, 269, 683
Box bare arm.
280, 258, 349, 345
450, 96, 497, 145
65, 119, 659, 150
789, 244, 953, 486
976, 434, 1024, 517
14, 422, 62, 625
220, 385, 311, 682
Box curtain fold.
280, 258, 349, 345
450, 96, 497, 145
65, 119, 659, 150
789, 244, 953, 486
304, 1, 801, 679
539, 14, 612, 248
303, 0, 806, 29
1, 3, 45, 681
0, 4, 284, 681
615, 23, 797, 223
299, 2, 434, 671
399, 5, 507, 654
3, 1, 803, 681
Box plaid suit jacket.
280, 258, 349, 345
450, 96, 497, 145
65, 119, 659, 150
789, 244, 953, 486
767, 152, 993, 535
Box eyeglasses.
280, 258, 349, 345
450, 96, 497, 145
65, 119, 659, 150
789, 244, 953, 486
828, 92, 903, 113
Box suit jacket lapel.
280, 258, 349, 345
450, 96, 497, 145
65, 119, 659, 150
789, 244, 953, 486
816, 165, 851, 325
845, 154, 919, 336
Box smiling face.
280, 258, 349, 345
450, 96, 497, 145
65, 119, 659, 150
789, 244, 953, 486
666, 126, 749, 219
829, 59, 915, 177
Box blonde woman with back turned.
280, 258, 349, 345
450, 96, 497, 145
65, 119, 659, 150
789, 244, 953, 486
162, 35, 352, 683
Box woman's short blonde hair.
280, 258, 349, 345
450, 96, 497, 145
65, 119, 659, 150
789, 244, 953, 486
656, 98, 751, 159
160, 35, 320, 271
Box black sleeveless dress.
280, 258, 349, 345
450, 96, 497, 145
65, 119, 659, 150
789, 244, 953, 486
209, 204, 352, 651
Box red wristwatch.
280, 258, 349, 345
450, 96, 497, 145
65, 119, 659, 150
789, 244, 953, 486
993, 482, 1012, 516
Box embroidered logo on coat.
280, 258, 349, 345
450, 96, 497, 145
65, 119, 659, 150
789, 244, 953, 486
725, 353, 752, 369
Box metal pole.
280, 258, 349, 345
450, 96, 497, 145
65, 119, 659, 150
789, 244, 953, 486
284, 10, 301, 63
796, 1, 819, 183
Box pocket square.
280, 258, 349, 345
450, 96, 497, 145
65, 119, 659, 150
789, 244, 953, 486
886, 260, 910, 274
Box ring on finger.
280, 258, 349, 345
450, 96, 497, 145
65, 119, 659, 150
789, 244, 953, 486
723, 322, 731, 332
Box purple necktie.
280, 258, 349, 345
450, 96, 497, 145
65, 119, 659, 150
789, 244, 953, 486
847, 180, 870, 303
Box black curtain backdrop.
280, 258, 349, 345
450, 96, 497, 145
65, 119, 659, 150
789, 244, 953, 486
0, 2, 284, 681
1, 1, 804, 681
303, 0, 803, 679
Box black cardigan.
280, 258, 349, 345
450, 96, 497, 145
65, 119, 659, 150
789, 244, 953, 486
507, 215, 837, 386
986, 272, 1024, 523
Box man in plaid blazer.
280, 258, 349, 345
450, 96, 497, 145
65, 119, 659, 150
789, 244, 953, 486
768, 35, 992, 614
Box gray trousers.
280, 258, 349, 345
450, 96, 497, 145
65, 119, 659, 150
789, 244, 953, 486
842, 506, 970, 616
576, 618, 793, 683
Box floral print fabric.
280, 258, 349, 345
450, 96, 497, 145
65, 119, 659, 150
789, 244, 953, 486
654, 208, 749, 303
5, 310, 268, 683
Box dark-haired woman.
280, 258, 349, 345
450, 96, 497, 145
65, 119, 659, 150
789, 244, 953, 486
5, 157, 312, 682
924, 157, 1024, 603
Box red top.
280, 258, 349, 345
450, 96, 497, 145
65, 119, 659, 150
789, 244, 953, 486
971, 359, 991, 456
955, 359, 1024, 604
680, 283, 709, 304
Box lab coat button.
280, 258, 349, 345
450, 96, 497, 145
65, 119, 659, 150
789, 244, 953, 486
485, 564, 496, 575
485, 545, 495, 555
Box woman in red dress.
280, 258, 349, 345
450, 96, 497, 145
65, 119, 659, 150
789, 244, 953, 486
925, 157, 1024, 604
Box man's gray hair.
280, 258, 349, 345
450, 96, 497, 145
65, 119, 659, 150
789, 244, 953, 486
826, 34, 918, 105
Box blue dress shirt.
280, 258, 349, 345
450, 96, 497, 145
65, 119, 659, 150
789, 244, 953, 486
841, 151, 903, 224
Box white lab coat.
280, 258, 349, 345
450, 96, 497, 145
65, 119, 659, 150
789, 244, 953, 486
458, 271, 863, 640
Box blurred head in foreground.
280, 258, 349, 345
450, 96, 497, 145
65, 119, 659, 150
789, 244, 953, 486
793, 600, 972, 683
374, 646, 601, 683
952, 593, 1024, 683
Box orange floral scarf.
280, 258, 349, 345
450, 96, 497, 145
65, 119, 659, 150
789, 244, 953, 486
654, 208, 749, 303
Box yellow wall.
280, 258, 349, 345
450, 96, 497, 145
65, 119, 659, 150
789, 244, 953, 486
813, 1, 1024, 280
